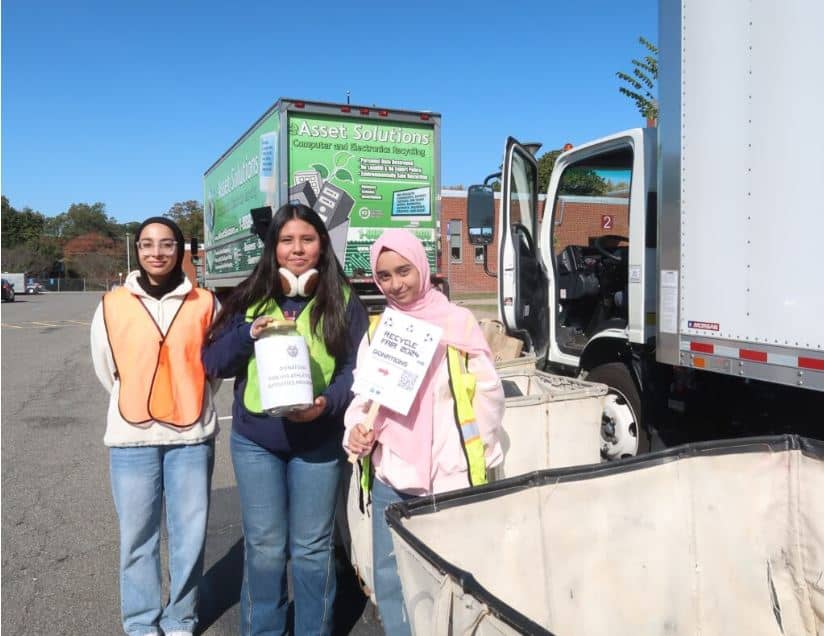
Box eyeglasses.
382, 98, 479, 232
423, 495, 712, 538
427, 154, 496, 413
137, 240, 177, 254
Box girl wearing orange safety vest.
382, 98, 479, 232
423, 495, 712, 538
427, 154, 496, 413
344, 229, 506, 635
90, 217, 219, 636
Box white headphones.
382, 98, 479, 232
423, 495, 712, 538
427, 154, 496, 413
278, 267, 319, 297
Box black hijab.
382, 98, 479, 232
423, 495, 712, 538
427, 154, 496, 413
134, 217, 186, 299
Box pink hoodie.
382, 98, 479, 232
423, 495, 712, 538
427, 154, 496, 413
343, 230, 505, 494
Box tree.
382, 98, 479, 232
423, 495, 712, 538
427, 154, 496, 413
1, 196, 48, 247
617, 36, 659, 123
536, 148, 609, 197
44, 202, 120, 240
537, 149, 563, 193
165, 200, 203, 241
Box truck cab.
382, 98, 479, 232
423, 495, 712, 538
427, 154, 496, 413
468, 130, 656, 459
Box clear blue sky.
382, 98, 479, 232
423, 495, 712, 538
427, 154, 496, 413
2, 0, 656, 224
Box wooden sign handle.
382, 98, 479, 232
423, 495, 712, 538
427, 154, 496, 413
347, 399, 381, 464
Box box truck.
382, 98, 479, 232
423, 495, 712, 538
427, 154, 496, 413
469, 0, 824, 460
203, 98, 443, 305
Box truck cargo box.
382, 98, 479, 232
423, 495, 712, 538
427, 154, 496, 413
387, 435, 824, 635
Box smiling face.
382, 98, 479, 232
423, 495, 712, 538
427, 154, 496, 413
276, 218, 322, 276
136, 223, 178, 284
375, 249, 421, 306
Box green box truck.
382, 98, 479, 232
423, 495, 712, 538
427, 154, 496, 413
202, 98, 443, 303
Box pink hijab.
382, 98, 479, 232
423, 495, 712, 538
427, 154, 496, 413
369, 229, 493, 489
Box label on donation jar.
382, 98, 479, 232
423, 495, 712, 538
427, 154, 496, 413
254, 330, 314, 416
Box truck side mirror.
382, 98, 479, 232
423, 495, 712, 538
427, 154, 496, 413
467, 184, 495, 246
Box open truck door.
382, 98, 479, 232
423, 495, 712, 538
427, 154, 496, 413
500, 138, 549, 357
468, 137, 548, 358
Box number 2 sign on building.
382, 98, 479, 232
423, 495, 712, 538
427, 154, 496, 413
601, 215, 614, 230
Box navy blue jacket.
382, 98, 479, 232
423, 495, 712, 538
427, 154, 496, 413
202, 294, 368, 454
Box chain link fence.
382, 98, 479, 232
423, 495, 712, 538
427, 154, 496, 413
28, 277, 123, 292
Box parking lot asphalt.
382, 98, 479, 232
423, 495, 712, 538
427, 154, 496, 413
1, 292, 381, 635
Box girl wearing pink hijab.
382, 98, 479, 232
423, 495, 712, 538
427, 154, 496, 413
344, 229, 505, 634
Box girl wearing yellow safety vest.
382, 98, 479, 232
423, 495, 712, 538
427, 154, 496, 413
90, 217, 219, 636
344, 229, 505, 636
202, 203, 367, 636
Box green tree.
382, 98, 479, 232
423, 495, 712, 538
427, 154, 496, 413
1, 196, 48, 247
45, 202, 120, 239
537, 149, 612, 197
617, 36, 659, 123
165, 200, 203, 241
537, 149, 563, 193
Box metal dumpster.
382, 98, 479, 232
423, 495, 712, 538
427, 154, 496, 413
387, 435, 824, 635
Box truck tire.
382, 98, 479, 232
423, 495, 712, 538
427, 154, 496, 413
587, 362, 649, 460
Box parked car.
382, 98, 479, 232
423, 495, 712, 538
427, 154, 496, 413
2, 278, 15, 302
26, 279, 43, 294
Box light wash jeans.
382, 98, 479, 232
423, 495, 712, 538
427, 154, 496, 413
109, 441, 214, 636
230, 430, 342, 636
371, 477, 415, 636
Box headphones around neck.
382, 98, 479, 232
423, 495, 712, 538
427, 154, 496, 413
279, 268, 319, 297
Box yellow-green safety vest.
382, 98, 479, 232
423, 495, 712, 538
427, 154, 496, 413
243, 291, 348, 414
358, 314, 487, 499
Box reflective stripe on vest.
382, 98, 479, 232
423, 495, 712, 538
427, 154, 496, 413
446, 347, 487, 487
359, 314, 487, 496
102, 287, 214, 428
243, 290, 348, 414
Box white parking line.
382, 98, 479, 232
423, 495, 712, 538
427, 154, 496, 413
218, 416, 233, 421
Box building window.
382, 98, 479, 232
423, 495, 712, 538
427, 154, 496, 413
474, 246, 484, 264
448, 219, 462, 263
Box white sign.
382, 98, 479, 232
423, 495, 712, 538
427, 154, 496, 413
660, 269, 679, 334
351, 308, 443, 416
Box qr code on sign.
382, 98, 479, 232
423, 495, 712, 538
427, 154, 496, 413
398, 370, 417, 391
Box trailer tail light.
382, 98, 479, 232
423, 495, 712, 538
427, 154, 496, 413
360, 108, 370, 115
340, 106, 351, 113
420, 113, 431, 121
692, 356, 707, 369
294, 101, 305, 109
378, 110, 389, 117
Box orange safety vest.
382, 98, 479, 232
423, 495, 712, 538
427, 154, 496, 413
102, 287, 214, 428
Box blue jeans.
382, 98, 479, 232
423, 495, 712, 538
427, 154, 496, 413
371, 477, 416, 636
109, 441, 214, 636
231, 429, 342, 636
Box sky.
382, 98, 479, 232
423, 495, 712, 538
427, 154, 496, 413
1, 0, 657, 224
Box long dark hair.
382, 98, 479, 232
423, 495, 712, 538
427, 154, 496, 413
208, 203, 355, 359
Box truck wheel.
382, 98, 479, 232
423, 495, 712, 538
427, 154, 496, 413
587, 362, 649, 460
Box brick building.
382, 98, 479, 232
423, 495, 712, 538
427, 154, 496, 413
437, 189, 629, 294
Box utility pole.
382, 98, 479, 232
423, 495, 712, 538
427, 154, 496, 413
125, 233, 131, 272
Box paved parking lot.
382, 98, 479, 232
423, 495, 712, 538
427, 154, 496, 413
1, 292, 380, 635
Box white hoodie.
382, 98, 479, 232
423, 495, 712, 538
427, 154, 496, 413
90, 270, 220, 447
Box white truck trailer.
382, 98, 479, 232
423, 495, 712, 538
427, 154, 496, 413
468, 0, 824, 459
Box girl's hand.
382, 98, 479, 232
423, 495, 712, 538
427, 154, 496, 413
347, 422, 376, 456
250, 316, 275, 339
286, 396, 327, 423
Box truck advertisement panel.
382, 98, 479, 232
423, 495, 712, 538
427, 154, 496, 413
286, 112, 437, 277
203, 110, 279, 278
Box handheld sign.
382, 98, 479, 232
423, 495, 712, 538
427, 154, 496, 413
348, 308, 443, 462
